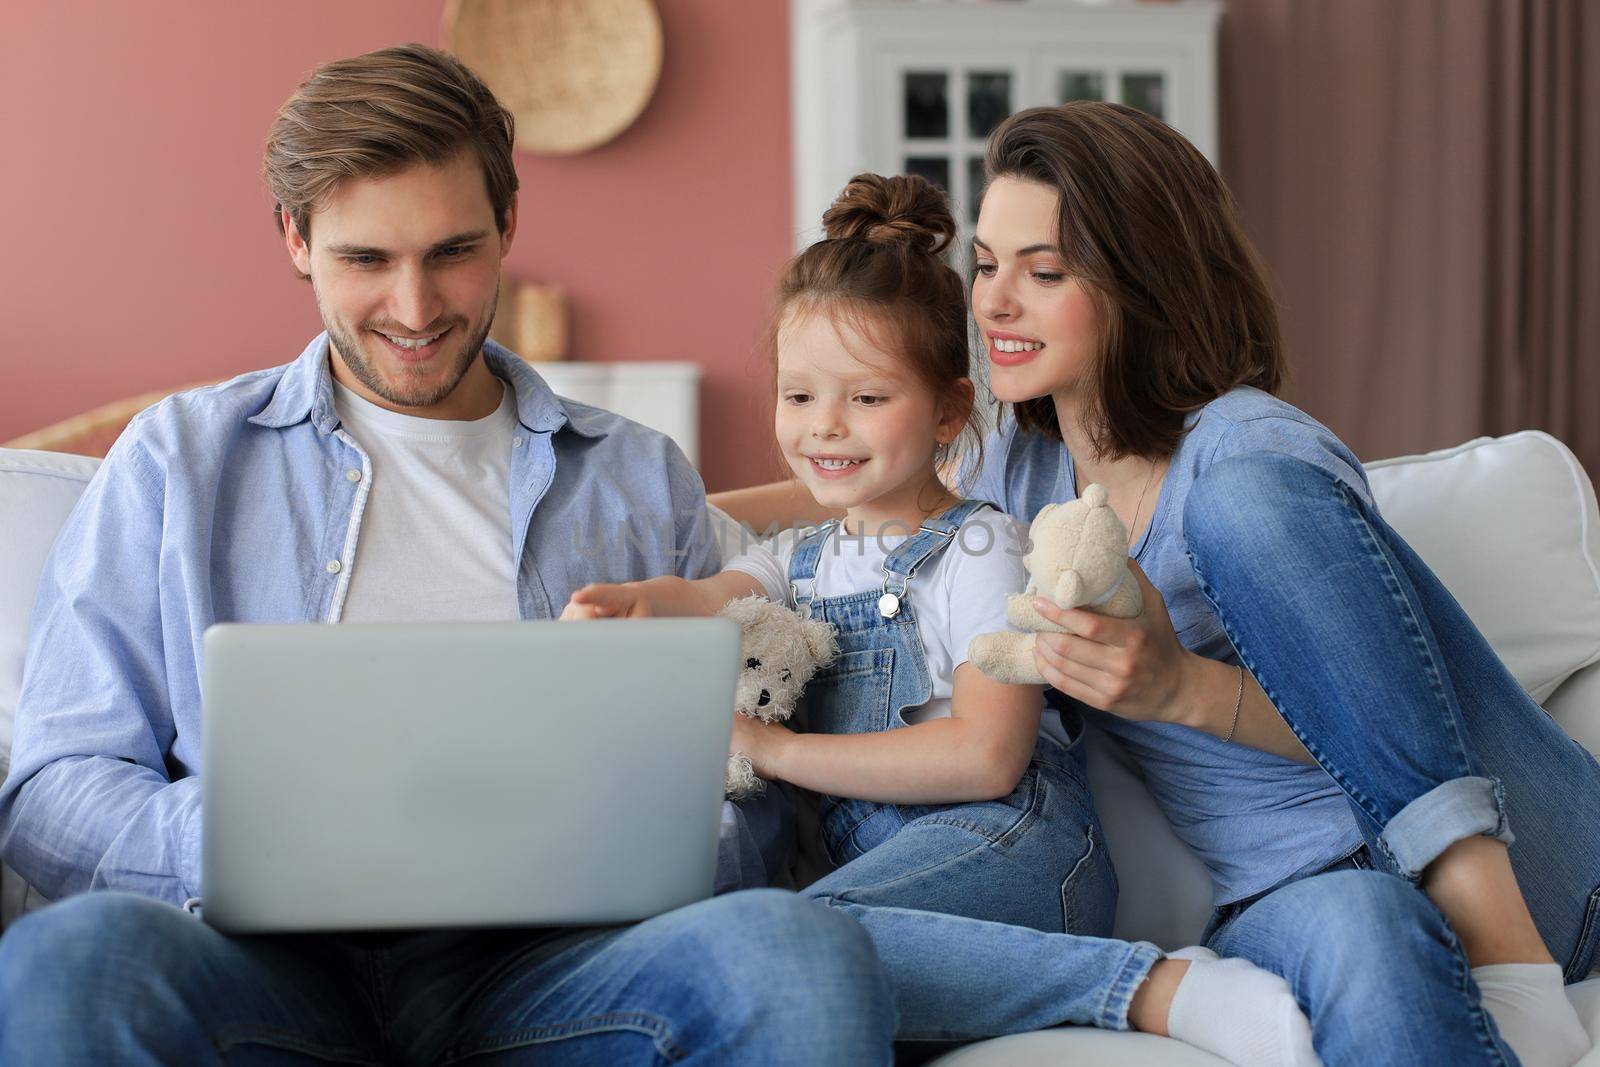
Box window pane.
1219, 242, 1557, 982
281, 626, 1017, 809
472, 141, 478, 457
968, 155, 986, 226
1058, 71, 1105, 103
904, 72, 949, 139
967, 71, 1011, 138
1122, 72, 1166, 120
904, 156, 951, 193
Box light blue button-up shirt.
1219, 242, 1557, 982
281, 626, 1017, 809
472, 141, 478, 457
0, 334, 720, 907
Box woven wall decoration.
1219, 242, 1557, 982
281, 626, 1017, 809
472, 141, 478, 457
444, 0, 664, 156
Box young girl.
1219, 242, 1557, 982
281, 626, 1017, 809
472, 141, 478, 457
715, 109, 1600, 1065
565, 174, 1318, 1064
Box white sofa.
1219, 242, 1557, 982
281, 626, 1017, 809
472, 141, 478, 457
2, 434, 1599, 1064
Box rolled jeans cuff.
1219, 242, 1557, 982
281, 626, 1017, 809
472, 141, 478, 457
1098, 940, 1164, 1031
1380, 775, 1514, 880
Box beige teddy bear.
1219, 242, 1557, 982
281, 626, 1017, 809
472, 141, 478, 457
968, 484, 1144, 686
718, 595, 838, 799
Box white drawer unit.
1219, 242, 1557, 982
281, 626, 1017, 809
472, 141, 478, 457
532, 361, 702, 469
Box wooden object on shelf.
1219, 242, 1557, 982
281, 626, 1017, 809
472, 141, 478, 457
444, 0, 664, 156
491, 280, 569, 362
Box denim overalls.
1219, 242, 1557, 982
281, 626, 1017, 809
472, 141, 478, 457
789, 500, 1120, 941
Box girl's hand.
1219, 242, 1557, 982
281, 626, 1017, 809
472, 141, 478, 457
1030, 559, 1198, 723
729, 714, 792, 778
561, 582, 654, 620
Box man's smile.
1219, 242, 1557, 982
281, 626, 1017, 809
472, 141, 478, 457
373, 326, 451, 362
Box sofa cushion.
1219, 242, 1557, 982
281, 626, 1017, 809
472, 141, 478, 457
1365, 431, 1600, 703
0, 449, 101, 779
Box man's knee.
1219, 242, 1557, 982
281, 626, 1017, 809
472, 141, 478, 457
664, 890, 893, 1041
0, 892, 193, 985
0, 891, 209, 1047
681, 889, 879, 981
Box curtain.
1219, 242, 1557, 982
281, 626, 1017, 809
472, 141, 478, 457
1218, 0, 1600, 474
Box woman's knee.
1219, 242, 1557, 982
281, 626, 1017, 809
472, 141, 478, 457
1260, 871, 1461, 995
1184, 453, 1338, 558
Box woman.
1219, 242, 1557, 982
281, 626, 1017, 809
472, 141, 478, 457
714, 104, 1600, 1065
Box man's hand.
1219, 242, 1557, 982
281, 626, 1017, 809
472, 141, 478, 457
1030, 559, 1195, 723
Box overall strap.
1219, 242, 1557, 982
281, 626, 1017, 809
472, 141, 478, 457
879, 499, 993, 606
787, 520, 841, 610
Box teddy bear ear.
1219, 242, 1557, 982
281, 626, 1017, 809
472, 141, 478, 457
1082, 484, 1110, 508
801, 616, 838, 665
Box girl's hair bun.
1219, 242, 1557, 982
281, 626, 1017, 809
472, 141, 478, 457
821, 172, 955, 257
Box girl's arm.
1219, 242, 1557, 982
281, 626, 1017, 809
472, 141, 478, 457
737, 664, 1042, 804
562, 570, 765, 620
708, 479, 842, 532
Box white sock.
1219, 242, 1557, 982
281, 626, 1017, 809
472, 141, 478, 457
1164, 946, 1320, 1067
1472, 963, 1592, 1067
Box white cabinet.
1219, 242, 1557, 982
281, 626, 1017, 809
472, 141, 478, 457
532, 362, 701, 468
791, 0, 1222, 247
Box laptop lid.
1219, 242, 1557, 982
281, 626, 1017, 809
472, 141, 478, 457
200, 619, 740, 933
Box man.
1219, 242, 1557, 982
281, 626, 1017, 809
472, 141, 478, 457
0, 44, 893, 1064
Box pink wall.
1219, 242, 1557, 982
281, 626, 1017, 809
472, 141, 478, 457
2, 1, 790, 492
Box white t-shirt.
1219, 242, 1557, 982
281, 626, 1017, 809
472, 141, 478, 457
725, 508, 1054, 733
333, 381, 521, 622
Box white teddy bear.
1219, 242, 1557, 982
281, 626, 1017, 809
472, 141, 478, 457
968, 484, 1143, 686
717, 596, 838, 799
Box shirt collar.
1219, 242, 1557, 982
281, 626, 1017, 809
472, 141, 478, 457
247, 333, 602, 439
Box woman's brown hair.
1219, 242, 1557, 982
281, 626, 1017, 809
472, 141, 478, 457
983, 103, 1285, 460
770, 173, 981, 481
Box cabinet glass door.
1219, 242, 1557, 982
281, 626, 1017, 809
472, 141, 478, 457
1053, 67, 1167, 121
1120, 72, 1166, 120
899, 65, 1019, 233
1058, 71, 1105, 103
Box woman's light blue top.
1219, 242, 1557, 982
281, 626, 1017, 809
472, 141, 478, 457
971, 386, 1368, 904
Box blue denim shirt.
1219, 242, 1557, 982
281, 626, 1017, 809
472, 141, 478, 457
0, 334, 720, 907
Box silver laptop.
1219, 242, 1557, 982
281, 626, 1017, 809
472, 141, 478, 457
199, 619, 740, 933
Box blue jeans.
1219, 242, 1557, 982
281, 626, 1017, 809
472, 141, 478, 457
787, 504, 1152, 1040
1186, 453, 1600, 1065
0, 889, 894, 1064
715, 785, 795, 894
803, 735, 1157, 1041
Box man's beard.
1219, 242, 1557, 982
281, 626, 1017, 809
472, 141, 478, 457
319, 287, 498, 410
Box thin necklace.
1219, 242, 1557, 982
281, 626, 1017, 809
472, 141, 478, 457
1126, 460, 1158, 549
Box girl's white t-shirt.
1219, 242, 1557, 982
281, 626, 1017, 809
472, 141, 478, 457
724, 508, 1059, 736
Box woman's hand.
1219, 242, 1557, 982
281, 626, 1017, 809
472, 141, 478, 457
1030, 559, 1197, 723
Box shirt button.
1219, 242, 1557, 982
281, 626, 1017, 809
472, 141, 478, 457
325, 559, 342, 574
345, 468, 362, 483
